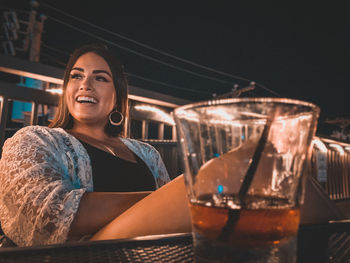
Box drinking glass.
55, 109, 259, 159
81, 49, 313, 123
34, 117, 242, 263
173, 98, 320, 262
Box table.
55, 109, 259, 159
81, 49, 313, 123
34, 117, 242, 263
0, 222, 349, 263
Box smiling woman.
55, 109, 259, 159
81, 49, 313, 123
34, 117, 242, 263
0, 43, 192, 247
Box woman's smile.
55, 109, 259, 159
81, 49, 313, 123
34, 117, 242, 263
76, 96, 98, 104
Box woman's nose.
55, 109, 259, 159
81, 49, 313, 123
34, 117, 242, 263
79, 77, 93, 91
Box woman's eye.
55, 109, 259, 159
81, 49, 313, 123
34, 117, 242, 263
70, 73, 82, 80
96, 75, 108, 82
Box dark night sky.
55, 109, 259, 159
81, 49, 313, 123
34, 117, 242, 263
2, 1, 350, 132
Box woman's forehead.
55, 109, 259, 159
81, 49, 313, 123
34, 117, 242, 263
73, 52, 111, 72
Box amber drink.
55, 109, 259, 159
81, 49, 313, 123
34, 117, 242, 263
174, 98, 320, 262
190, 194, 301, 262
191, 197, 300, 247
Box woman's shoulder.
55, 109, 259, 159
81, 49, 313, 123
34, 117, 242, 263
120, 137, 157, 153
0, 126, 68, 166
120, 138, 162, 161
11, 125, 67, 137
3, 126, 73, 149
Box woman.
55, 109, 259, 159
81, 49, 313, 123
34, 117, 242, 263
0, 44, 191, 247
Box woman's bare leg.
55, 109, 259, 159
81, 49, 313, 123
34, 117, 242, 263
90, 175, 192, 240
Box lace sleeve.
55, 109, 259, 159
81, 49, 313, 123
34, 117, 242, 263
151, 145, 171, 187
0, 127, 86, 247
121, 138, 171, 188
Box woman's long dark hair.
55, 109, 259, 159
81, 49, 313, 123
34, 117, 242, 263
49, 43, 128, 137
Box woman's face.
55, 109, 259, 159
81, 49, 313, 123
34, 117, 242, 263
65, 52, 116, 128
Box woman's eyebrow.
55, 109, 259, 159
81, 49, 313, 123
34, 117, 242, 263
71, 67, 84, 72
71, 68, 112, 77
93, 70, 112, 77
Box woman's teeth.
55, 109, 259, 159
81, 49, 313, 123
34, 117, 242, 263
76, 96, 97, 103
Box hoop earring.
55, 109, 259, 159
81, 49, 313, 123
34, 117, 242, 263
109, 110, 124, 126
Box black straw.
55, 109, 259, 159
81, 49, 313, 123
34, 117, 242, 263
238, 115, 274, 202
218, 112, 275, 242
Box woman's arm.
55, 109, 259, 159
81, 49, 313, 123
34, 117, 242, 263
68, 191, 151, 240
90, 175, 192, 241
0, 127, 151, 246
0, 126, 86, 246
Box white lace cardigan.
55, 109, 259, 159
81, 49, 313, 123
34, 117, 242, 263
0, 126, 170, 247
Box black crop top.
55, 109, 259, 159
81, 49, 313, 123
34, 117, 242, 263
79, 140, 156, 192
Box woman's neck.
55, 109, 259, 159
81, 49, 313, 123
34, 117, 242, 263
69, 125, 110, 142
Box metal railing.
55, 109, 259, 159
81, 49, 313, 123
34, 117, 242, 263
2, 82, 350, 192
0, 82, 60, 152
311, 137, 350, 201
0, 82, 182, 178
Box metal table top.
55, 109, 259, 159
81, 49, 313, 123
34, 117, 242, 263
0, 222, 349, 263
